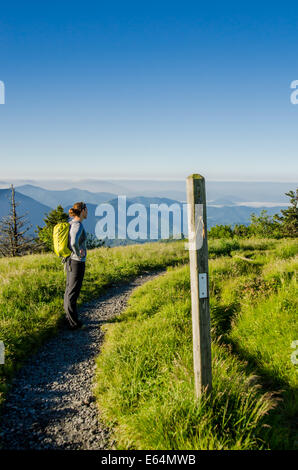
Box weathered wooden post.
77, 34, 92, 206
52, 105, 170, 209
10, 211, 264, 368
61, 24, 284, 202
186, 174, 212, 398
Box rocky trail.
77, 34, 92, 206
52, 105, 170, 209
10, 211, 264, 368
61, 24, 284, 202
0, 271, 163, 450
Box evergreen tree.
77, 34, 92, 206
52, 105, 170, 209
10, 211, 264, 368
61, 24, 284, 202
249, 209, 281, 238
0, 184, 39, 257
274, 189, 298, 237
36, 205, 69, 251
233, 224, 251, 238
208, 224, 233, 239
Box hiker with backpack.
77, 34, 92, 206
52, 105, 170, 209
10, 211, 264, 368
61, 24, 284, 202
63, 202, 88, 329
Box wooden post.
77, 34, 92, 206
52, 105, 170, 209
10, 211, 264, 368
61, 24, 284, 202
186, 174, 212, 398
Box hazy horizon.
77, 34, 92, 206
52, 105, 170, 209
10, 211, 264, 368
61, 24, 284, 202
1, 177, 298, 184
1, 178, 295, 206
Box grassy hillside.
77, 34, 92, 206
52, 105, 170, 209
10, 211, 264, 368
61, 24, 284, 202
0, 241, 188, 408
94, 238, 298, 450
0, 237, 296, 449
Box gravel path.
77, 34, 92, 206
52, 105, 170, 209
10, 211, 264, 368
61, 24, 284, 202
0, 271, 164, 450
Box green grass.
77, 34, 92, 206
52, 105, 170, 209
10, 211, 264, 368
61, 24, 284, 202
94, 238, 298, 450
0, 241, 188, 407
1, 237, 297, 449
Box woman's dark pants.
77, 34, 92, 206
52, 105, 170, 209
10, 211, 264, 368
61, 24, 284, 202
64, 258, 85, 328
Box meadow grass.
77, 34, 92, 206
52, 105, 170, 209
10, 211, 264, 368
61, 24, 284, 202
0, 241, 188, 407
94, 238, 297, 449
1, 236, 296, 449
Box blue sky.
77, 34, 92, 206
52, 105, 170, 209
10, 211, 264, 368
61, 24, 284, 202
0, 0, 298, 181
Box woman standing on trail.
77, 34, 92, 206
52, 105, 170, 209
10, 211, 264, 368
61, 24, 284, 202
64, 202, 88, 330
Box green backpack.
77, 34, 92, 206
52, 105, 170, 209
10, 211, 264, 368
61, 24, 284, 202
53, 222, 71, 258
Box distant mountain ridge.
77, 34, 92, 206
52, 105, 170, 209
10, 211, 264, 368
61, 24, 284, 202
1, 180, 296, 204
0, 189, 52, 235
0, 183, 290, 241
14, 184, 117, 209
70, 196, 284, 246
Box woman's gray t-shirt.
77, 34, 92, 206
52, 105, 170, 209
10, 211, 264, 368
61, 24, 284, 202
68, 219, 87, 262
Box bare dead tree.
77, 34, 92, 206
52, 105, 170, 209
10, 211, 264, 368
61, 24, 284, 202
0, 184, 40, 257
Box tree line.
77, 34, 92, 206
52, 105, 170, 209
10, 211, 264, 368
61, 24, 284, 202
208, 190, 298, 239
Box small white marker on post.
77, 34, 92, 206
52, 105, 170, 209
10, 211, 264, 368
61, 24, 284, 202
186, 174, 212, 398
